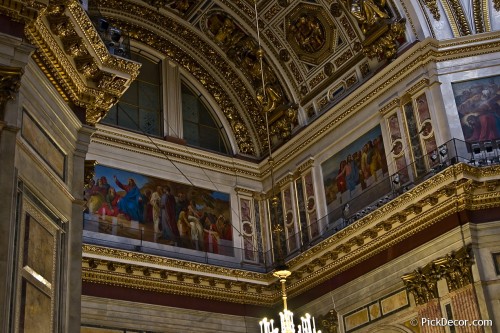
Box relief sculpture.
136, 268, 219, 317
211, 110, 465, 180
348, 0, 389, 34
289, 14, 326, 53
206, 12, 289, 118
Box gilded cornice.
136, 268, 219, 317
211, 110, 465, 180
379, 97, 400, 115
82, 267, 275, 306
297, 157, 315, 174
405, 78, 430, 96
82, 244, 270, 281
0, 0, 46, 23
19, 0, 140, 126
82, 163, 500, 306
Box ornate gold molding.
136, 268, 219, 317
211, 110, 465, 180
402, 266, 440, 305
495, 0, 500, 11
0, 0, 46, 23
15, 0, 140, 126
421, 0, 441, 20
0, 65, 23, 120
443, 0, 471, 36
363, 21, 406, 60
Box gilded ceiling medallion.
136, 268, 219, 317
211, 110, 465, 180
285, 4, 339, 65
289, 14, 326, 53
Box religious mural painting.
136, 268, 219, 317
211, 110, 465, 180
452, 75, 500, 142
83, 165, 233, 256
322, 126, 389, 213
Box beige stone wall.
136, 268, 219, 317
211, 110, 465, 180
81, 296, 261, 333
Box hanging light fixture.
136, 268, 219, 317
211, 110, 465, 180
253, 1, 321, 332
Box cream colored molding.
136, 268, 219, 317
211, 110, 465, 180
91, 125, 261, 179
277, 172, 295, 188
297, 156, 315, 174
379, 98, 400, 116
404, 78, 430, 96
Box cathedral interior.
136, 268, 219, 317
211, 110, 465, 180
1, 0, 500, 332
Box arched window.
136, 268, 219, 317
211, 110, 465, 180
102, 51, 162, 136
181, 82, 230, 155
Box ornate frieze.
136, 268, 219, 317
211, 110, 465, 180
0, 0, 46, 23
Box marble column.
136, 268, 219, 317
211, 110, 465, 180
65, 125, 95, 333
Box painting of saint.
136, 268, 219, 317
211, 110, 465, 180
452, 76, 500, 142
321, 126, 389, 213
83, 165, 233, 256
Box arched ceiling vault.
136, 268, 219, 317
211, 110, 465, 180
94, 0, 408, 158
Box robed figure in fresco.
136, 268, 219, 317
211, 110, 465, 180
161, 186, 179, 241
113, 175, 144, 222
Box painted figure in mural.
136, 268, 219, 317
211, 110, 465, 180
455, 80, 500, 141
177, 207, 192, 248
369, 140, 382, 181
97, 187, 119, 217
216, 214, 232, 241
187, 200, 204, 250
150, 186, 162, 240
87, 178, 105, 214
97, 176, 110, 196
143, 189, 153, 224
202, 213, 219, 254
345, 154, 360, 191
114, 175, 144, 222
336, 160, 348, 193
175, 191, 189, 221
160, 186, 179, 241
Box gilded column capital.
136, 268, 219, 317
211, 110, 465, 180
317, 309, 338, 333
402, 265, 440, 305
434, 246, 473, 292
0, 65, 24, 121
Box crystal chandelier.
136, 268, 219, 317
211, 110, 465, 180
252, 0, 321, 331
259, 268, 321, 333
